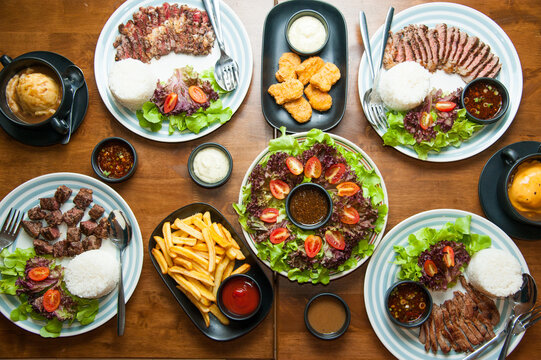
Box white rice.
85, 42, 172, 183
466, 248, 522, 298
377, 61, 430, 111
65, 249, 120, 299
108, 58, 156, 111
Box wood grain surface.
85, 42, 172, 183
0, 0, 539, 359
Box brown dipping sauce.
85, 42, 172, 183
307, 295, 347, 334
387, 282, 429, 323
289, 186, 329, 225
97, 141, 134, 179
463, 81, 503, 120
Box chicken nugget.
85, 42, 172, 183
304, 84, 332, 112
295, 56, 325, 85
268, 79, 304, 105
275, 52, 301, 82
283, 97, 312, 123
310, 62, 341, 92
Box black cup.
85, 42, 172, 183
304, 293, 351, 340
460, 77, 509, 125
285, 182, 333, 230
0, 55, 69, 134
385, 281, 433, 328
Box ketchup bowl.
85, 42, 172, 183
217, 274, 262, 321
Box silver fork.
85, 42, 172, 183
498, 305, 541, 359
203, 0, 239, 92
0, 208, 23, 252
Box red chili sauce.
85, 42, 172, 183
289, 187, 329, 225
463, 81, 503, 120
220, 277, 260, 316
97, 141, 134, 179
387, 283, 429, 323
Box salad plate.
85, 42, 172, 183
358, 2, 522, 162
364, 209, 528, 359
94, 0, 252, 142
0, 172, 143, 336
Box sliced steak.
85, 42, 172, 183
441, 305, 473, 352
33, 239, 53, 255
487, 61, 502, 78
27, 206, 46, 220
39, 197, 59, 211
452, 295, 484, 345
88, 204, 105, 220
435, 23, 447, 64
22, 220, 42, 238
54, 185, 72, 204
45, 210, 63, 227
416, 25, 435, 71
383, 31, 396, 69
53, 239, 68, 258
419, 321, 427, 345
427, 314, 438, 353
433, 305, 452, 353
426, 28, 439, 72
66, 226, 81, 242
458, 35, 479, 67
442, 26, 457, 65
67, 241, 84, 257
464, 53, 494, 82
63, 207, 84, 227
73, 188, 93, 209
461, 43, 490, 78
83, 235, 102, 251
40, 226, 60, 241
476, 56, 500, 79
80, 220, 98, 236
402, 35, 415, 62
405, 28, 422, 63
93, 218, 110, 239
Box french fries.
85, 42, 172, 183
151, 212, 251, 327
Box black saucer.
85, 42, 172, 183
0, 51, 88, 146
478, 141, 541, 240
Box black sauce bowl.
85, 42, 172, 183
187, 142, 233, 188
304, 293, 351, 340
285, 182, 332, 230
91, 137, 137, 183
385, 280, 433, 328
217, 273, 263, 321
285, 9, 329, 56
461, 77, 509, 125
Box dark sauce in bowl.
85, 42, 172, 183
463, 80, 503, 120
387, 282, 431, 326
289, 186, 328, 225
97, 141, 134, 179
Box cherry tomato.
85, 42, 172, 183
442, 246, 455, 267
269, 179, 290, 200
435, 101, 456, 112
43, 289, 61, 313
28, 267, 49, 282
324, 230, 345, 250
340, 206, 360, 225
419, 112, 434, 130
188, 85, 208, 104
324, 163, 346, 184
424, 259, 438, 277
270, 227, 290, 244
286, 157, 303, 175
304, 156, 322, 178
260, 208, 279, 223
336, 182, 360, 196
304, 235, 322, 258
163, 93, 178, 113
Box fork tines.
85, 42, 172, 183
521, 305, 541, 330
1, 208, 23, 238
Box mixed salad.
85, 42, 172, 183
234, 128, 387, 284
0, 248, 99, 337
382, 89, 484, 160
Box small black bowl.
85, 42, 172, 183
285, 10, 329, 56
285, 182, 332, 230
188, 142, 233, 188
91, 137, 137, 183
304, 293, 351, 340
461, 77, 509, 125
385, 281, 433, 328
217, 273, 262, 321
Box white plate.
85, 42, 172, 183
0, 173, 143, 337
94, 0, 253, 142
358, 2, 522, 162
364, 209, 528, 359
238, 133, 389, 282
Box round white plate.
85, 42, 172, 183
0, 172, 143, 336
364, 209, 528, 359
238, 132, 389, 282
94, 0, 253, 142
358, 2, 522, 162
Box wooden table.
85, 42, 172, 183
0, 0, 539, 358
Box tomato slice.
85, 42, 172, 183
269, 179, 290, 200
336, 182, 360, 196
188, 85, 208, 104
340, 206, 360, 225
324, 163, 346, 184
28, 267, 50, 282
324, 230, 345, 250
43, 289, 61, 313
435, 101, 456, 112
424, 259, 438, 277
419, 112, 434, 130
442, 246, 455, 267
270, 227, 290, 244
163, 93, 178, 113
304, 156, 322, 178
286, 157, 303, 175
260, 208, 279, 223
304, 235, 322, 258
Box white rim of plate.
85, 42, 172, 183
364, 209, 527, 359
358, 2, 523, 162
94, 0, 253, 142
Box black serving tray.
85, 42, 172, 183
261, 0, 348, 133
148, 203, 274, 341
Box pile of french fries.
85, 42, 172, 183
151, 211, 251, 327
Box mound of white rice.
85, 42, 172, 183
377, 61, 430, 111
108, 58, 156, 111
65, 249, 120, 299
466, 248, 522, 298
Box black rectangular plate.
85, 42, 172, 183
148, 202, 274, 341
261, 0, 348, 133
